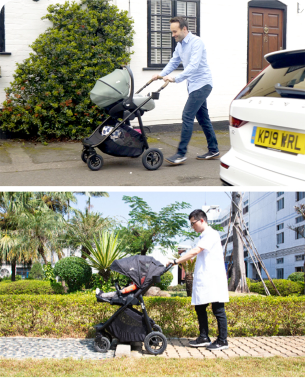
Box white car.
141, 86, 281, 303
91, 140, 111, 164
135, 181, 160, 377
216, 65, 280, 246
220, 49, 305, 186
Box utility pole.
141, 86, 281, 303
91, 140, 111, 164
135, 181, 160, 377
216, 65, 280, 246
228, 192, 249, 293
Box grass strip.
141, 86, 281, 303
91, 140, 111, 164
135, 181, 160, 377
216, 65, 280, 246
0, 356, 305, 377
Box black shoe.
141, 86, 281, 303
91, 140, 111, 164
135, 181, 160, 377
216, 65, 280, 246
196, 151, 220, 160
189, 336, 211, 347
165, 153, 187, 165
206, 339, 229, 351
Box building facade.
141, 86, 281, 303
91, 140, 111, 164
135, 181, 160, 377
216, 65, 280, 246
217, 192, 305, 280
0, 0, 304, 130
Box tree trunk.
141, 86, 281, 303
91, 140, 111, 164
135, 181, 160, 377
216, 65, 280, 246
185, 273, 193, 297
228, 192, 250, 293
304, 257, 305, 295
38, 245, 48, 264
11, 259, 16, 281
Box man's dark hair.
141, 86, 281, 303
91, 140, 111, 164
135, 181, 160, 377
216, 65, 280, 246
189, 209, 207, 222
170, 16, 188, 30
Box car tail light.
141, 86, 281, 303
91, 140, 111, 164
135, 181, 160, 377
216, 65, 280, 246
229, 116, 248, 128
220, 161, 229, 169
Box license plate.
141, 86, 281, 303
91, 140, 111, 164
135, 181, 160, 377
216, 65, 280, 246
251, 126, 305, 155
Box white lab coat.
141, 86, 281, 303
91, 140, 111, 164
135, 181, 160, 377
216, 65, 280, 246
191, 226, 229, 305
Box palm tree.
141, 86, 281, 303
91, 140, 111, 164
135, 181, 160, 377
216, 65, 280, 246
172, 251, 197, 297
64, 208, 112, 258
77, 192, 109, 212
82, 230, 127, 282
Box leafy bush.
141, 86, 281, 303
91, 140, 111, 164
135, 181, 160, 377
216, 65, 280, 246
28, 262, 44, 280
156, 271, 174, 291
0, 0, 134, 140
54, 257, 92, 292
1, 295, 305, 338
0, 280, 64, 295
288, 272, 304, 282
250, 279, 304, 296
43, 262, 56, 282
1, 275, 22, 281
168, 284, 186, 292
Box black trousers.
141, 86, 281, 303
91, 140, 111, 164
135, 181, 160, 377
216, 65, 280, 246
195, 302, 228, 343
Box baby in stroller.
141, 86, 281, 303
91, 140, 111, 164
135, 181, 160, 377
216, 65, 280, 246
95, 276, 145, 298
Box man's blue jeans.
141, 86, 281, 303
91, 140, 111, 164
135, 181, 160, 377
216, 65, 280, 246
177, 84, 219, 156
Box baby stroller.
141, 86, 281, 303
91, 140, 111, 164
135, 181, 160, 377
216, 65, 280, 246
81, 66, 169, 171
93, 255, 173, 355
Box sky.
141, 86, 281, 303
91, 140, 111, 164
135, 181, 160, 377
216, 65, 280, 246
73, 190, 232, 223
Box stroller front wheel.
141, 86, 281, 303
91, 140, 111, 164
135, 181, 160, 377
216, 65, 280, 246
81, 150, 90, 163
87, 154, 104, 171
94, 335, 111, 353
144, 331, 167, 355
142, 148, 163, 171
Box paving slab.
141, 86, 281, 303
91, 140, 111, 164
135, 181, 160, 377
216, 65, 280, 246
0, 127, 230, 186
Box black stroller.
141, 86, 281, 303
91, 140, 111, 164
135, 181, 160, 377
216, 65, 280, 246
81, 66, 169, 171
93, 255, 173, 355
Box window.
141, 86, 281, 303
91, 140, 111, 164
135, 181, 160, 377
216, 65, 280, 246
16, 267, 31, 279
0, 7, 4, 52
244, 200, 248, 206
295, 254, 305, 261
277, 223, 284, 231
147, 0, 200, 67
296, 192, 305, 201
295, 226, 305, 239
295, 266, 304, 272
277, 232, 284, 244
296, 216, 304, 224
276, 258, 284, 264
277, 198, 284, 211
243, 205, 249, 214
277, 192, 284, 197
276, 268, 284, 279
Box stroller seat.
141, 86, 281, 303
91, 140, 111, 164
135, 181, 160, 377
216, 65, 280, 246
132, 94, 155, 112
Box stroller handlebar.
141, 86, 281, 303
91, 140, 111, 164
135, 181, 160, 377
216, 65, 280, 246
162, 263, 174, 275
135, 76, 170, 95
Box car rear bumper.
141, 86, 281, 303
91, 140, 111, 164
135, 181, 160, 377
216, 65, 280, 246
220, 148, 305, 186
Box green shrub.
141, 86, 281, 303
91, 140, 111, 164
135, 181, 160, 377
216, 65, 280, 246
168, 284, 186, 292
1, 295, 305, 338
28, 262, 44, 280
0, 0, 134, 140
1, 275, 22, 281
0, 280, 64, 295
156, 271, 173, 291
288, 272, 304, 282
54, 257, 92, 292
250, 279, 304, 296
43, 263, 56, 282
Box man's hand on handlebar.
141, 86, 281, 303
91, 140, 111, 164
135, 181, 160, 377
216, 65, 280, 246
162, 75, 175, 83
151, 74, 160, 81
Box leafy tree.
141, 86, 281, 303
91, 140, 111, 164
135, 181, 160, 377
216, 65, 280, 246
82, 230, 127, 282
156, 270, 173, 291
28, 262, 44, 280
117, 196, 197, 256
0, 0, 134, 140
54, 256, 92, 292
64, 208, 112, 258
78, 192, 109, 212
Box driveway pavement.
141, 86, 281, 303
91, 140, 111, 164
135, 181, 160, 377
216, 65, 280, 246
1, 336, 305, 360
0, 123, 230, 186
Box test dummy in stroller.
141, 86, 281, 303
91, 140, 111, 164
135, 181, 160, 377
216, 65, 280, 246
93, 255, 173, 355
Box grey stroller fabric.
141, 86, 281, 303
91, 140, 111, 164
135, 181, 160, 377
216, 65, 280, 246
110, 255, 165, 289
90, 69, 130, 108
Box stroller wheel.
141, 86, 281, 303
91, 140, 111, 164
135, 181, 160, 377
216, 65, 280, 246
142, 148, 163, 171
94, 335, 111, 353
87, 154, 103, 171
144, 331, 167, 355
153, 324, 162, 333
81, 150, 89, 163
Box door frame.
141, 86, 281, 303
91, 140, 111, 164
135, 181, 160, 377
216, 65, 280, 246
247, 0, 287, 82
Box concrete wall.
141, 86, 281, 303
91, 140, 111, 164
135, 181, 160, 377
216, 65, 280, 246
1, 0, 305, 126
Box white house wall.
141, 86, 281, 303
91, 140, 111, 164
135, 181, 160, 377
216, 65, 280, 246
1, 0, 305, 126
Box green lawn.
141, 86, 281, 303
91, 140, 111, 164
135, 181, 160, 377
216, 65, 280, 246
0, 356, 305, 377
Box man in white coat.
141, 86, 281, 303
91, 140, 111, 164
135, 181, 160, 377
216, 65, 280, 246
168, 209, 229, 350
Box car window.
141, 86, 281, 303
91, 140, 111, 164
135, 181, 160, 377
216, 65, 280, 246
237, 64, 305, 100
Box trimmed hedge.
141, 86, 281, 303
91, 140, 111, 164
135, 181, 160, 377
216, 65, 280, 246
250, 279, 304, 296
288, 272, 304, 282
0, 295, 304, 338
0, 280, 64, 295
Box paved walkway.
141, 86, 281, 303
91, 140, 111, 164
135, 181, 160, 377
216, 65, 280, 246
1, 336, 305, 359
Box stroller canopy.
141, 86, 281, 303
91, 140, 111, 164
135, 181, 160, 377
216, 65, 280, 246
90, 69, 130, 108
110, 255, 165, 289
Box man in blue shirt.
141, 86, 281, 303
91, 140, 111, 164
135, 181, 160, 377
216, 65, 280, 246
152, 17, 219, 165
